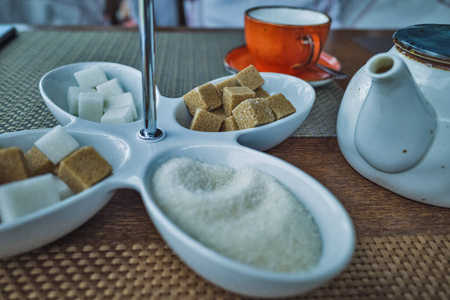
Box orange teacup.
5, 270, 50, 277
245, 6, 331, 76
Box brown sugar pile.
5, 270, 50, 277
24, 146, 56, 177
183, 65, 296, 132
57, 146, 113, 193
0, 147, 29, 184
0, 126, 112, 195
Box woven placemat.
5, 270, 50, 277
0, 30, 341, 136
1, 234, 448, 299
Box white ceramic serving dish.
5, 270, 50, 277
141, 145, 355, 298
39, 61, 145, 128
0, 128, 130, 258
0, 62, 355, 298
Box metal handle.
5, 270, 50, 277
138, 0, 163, 140
316, 63, 348, 80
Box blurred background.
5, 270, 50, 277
0, 0, 449, 30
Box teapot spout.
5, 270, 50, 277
354, 53, 436, 173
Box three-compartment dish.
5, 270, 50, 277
0, 62, 354, 298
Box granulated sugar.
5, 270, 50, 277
151, 157, 322, 273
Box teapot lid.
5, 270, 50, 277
393, 24, 450, 65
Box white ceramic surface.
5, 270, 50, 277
0, 128, 131, 258
0, 62, 355, 298
309, 77, 334, 87
248, 7, 330, 26
40, 62, 316, 151
39, 61, 146, 127
337, 47, 450, 207
140, 145, 355, 298
354, 53, 435, 173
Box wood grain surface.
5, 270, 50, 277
43, 28, 450, 246
50, 137, 450, 250
2, 28, 449, 300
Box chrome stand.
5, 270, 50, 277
138, 0, 164, 141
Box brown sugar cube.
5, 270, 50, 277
254, 87, 271, 98
210, 107, 228, 121
234, 65, 265, 90
0, 147, 29, 184
265, 93, 297, 120
220, 116, 240, 132
189, 109, 223, 132
222, 86, 256, 116
24, 146, 56, 177
232, 98, 275, 129
214, 77, 240, 99
183, 83, 222, 116
57, 146, 112, 193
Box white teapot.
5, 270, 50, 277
337, 24, 450, 207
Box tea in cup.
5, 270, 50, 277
245, 6, 331, 75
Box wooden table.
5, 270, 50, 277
50, 29, 450, 239
1, 28, 449, 299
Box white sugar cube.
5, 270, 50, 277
96, 78, 124, 98
74, 66, 108, 88
78, 91, 104, 122
35, 125, 80, 164
0, 174, 60, 223
104, 92, 138, 120
67, 86, 96, 115
54, 176, 74, 200
101, 106, 133, 124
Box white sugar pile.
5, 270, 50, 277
151, 157, 322, 273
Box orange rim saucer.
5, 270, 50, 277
224, 45, 342, 86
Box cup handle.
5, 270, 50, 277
291, 34, 319, 71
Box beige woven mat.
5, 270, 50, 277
0, 30, 341, 136
1, 235, 448, 299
